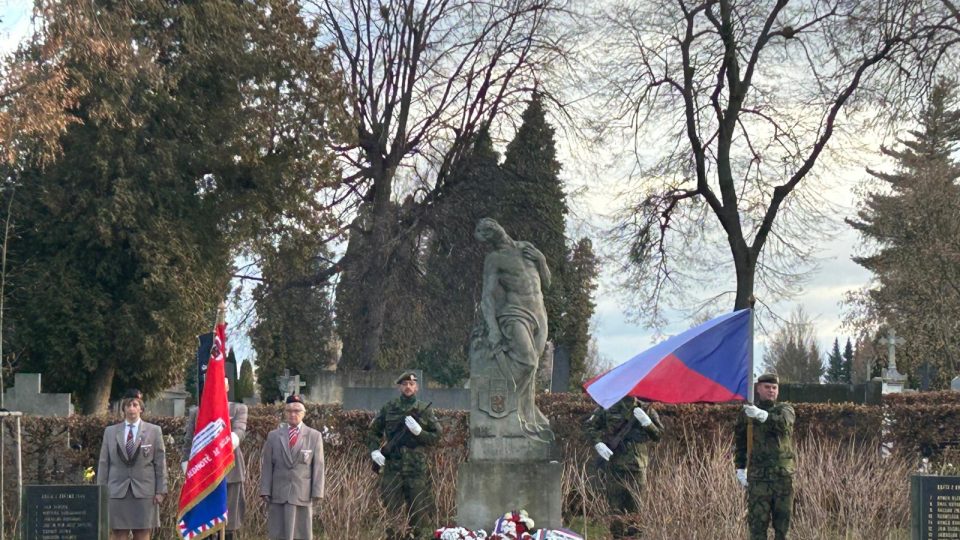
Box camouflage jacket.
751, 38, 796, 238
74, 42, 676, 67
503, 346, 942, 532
366, 395, 441, 460
734, 400, 796, 478
586, 397, 662, 471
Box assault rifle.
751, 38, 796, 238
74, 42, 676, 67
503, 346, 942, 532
593, 413, 637, 468
372, 401, 433, 474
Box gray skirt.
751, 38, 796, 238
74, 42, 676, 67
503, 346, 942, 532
109, 487, 160, 530
226, 481, 245, 531
267, 502, 314, 540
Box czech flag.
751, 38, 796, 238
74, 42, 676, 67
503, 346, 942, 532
177, 309, 235, 539
584, 309, 752, 408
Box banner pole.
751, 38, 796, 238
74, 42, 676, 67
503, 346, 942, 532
746, 296, 757, 463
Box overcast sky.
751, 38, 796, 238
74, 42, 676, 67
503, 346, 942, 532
0, 5, 883, 378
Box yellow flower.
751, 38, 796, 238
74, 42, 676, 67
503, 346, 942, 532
83, 467, 95, 481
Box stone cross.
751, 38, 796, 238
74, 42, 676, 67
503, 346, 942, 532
879, 329, 906, 378
1, 373, 73, 416
276, 369, 306, 400
878, 329, 907, 394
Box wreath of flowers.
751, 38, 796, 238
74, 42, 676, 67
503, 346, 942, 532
434, 510, 583, 540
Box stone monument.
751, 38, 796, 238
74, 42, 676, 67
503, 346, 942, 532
23, 484, 108, 539
879, 329, 907, 394
910, 474, 960, 539
276, 369, 306, 401
456, 218, 562, 531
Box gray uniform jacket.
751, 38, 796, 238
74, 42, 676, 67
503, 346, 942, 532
98, 421, 168, 498
260, 423, 325, 505
182, 402, 248, 483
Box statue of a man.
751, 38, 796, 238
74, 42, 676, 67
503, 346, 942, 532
474, 217, 554, 442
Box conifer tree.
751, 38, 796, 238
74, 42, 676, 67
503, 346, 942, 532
500, 93, 570, 348
825, 338, 845, 383
562, 238, 599, 388
842, 338, 855, 384
2, 0, 344, 412
236, 360, 255, 403
417, 129, 503, 385
847, 79, 960, 388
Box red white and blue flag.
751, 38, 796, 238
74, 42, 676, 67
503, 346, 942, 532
177, 315, 234, 539
584, 309, 752, 407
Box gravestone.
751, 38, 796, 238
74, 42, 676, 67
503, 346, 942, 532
911, 474, 960, 539
456, 219, 562, 531
2, 373, 73, 416
23, 484, 107, 540
277, 369, 306, 400
918, 362, 938, 392
951, 376, 960, 392
551, 344, 571, 393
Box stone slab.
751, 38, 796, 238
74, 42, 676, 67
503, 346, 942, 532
23, 484, 107, 540
455, 460, 563, 532
2, 373, 73, 416
911, 474, 960, 539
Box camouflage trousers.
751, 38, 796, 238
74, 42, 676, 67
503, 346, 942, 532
746, 476, 794, 540
598, 466, 647, 514
594, 466, 647, 538
380, 464, 435, 540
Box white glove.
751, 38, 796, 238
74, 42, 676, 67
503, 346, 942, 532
404, 416, 423, 436
736, 468, 748, 487
230, 432, 240, 449
180, 461, 188, 474
371, 449, 386, 467
594, 442, 613, 461
633, 407, 653, 427
743, 404, 768, 423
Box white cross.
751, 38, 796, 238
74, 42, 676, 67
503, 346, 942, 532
879, 329, 906, 373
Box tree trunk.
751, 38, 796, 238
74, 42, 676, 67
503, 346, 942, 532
355, 158, 395, 370
732, 245, 757, 311
81, 361, 115, 415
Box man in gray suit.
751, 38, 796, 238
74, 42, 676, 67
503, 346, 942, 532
261, 394, 325, 540
98, 389, 168, 540
182, 377, 248, 540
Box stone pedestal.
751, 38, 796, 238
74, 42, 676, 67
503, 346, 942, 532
455, 369, 563, 530
456, 461, 563, 531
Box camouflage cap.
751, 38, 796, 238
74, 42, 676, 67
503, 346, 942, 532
395, 371, 418, 384
756, 373, 779, 384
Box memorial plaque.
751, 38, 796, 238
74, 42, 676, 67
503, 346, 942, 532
23, 484, 107, 540
912, 474, 960, 539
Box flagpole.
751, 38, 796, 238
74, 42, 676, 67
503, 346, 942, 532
747, 296, 756, 464
748, 295, 755, 405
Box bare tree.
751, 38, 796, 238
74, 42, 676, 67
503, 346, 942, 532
761, 305, 824, 383
308, 0, 570, 368
583, 0, 951, 323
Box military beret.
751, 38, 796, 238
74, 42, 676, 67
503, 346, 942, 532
123, 388, 143, 400
285, 394, 305, 405
395, 371, 418, 384
757, 373, 779, 384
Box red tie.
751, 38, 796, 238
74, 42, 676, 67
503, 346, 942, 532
125, 425, 135, 457
288, 426, 299, 448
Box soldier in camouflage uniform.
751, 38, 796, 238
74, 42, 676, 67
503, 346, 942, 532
367, 372, 441, 540
587, 396, 662, 538
735, 373, 796, 540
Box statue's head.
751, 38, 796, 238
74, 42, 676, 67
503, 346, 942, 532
474, 217, 507, 244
